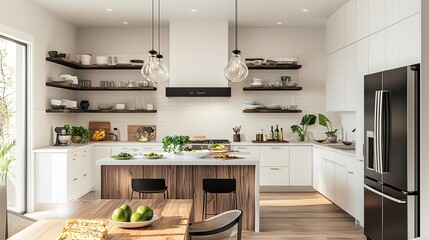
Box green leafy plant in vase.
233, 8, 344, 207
318, 113, 338, 143
291, 114, 317, 141
71, 126, 90, 144
162, 135, 190, 154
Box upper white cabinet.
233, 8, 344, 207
336, 5, 346, 50
369, 0, 385, 34
399, 0, 421, 20
345, 0, 357, 45
385, 23, 400, 70
345, 43, 357, 111
356, 38, 369, 160
326, 12, 336, 54
399, 13, 421, 66
356, 0, 369, 40
326, 53, 336, 111
386, 0, 400, 27
336, 49, 346, 110
368, 30, 386, 74
290, 146, 313, 186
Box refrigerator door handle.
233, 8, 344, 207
380, 90, 391, 174
364, 185, 406, 204
373, 91, 381, 173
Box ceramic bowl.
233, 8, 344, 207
182, 150, 211, 158
48, 50, 58, 57
109, 215, 159, 229
98, 104, 114, 110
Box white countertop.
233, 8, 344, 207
96, 151, 259, 166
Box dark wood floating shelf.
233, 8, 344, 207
251, 140, 289, 143
243, 86, 302, 91
243, 109, 302, 113
247, 64, 302, 70
46, 109, 157, 113
46, 82, 157, 91
46, 57, 142, 70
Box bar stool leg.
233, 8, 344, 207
234, 191, 238, 209
215, 193, 218, 215
202, 192, 207, 220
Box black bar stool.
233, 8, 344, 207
202, 179, 237, 220
131, 179, 168, 199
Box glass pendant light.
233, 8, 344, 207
141, 0, 162, 82
224, 0, 248, 83
154, 0, 169, 84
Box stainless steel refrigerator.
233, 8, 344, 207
364, 64, 420, 240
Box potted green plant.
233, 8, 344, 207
71, 126, 90, 144
318, 113, 338, 143
162, 135, 190, 154
0, 140, 15, 239
291, 114, 317, 141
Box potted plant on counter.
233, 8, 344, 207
71, 126, 90, 144
162, 135, 190, 155
291, 114, 317, 141
318, 113, 338, 143
0, 139, 15, 239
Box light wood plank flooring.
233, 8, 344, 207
243, 192, 366, 239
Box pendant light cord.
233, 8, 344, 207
158, 0, 161, 55
235, 0, 238, 51
151, 0, 154, 51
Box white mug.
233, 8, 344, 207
81, 55, 91, 65
115, 103, 126, 110
146, 104, 153, 110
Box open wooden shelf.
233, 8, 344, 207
46, 82, 157, 91
46, 109, 157, 113
243, 109, 302, 113
247, 64, 302, 70
243, 86, 302, 91
46, 57, 142, 70
251, 140, 289, 143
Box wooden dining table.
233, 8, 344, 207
9, 199, 193, 240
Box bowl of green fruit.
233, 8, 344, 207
110, 204, 158, 228
111, 152, 133, 160
144, 152, 164, 159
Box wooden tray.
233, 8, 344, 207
127, 125, 156, 142
89, 121, 111, 141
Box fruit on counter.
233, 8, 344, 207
111, 152, 133, 159
120, 204, 132, 221
92, 129, 106, 141
208, 144, 229, 150
111, 208, 128, 222
136, 205, 154, 221
130, 212, 143, 222
144, 152, 163, 159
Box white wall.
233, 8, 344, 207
420, 1, 429, 235
0, 0, 78, 148
75, 27, 340, 141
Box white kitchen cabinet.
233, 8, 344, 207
346, 169, 356, 216
259, 146, 290, 167
386, 0, 400, 27
345, 0, 357, 45
399, 13, 421, 66
289, 146, 312, 186
312, 146, 321, 191
326, 12, 336, 54
334, 163, 347, 210
34, 146, 92, 210
345, 43, 357, 111
368, 30, 386, 74
326, 53, 337, 111
386, 23, 400, 70
336, 48, 346, 111
356, 38, 368, 160
260, 167, 290, 186
357, 0, 369, 40
336, 5, 346, 50
319, 158, 327, 196
369, 0, 385, 34
93, 146, 111, 190
325, 160, 335, 200
232, 145, 260, 160
355, 158, 365, 226
399, 0, 420, 20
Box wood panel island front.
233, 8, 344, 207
96, 152, 260, 231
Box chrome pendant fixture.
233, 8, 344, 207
224, 0, 248, 83
141, 0, 165, 83
154, 0, 169, 84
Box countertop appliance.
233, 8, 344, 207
364, 64, 420, 240
187, 139, 230, 150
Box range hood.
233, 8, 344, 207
167, 20, 231, 97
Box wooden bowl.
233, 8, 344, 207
341, 140, 354, 145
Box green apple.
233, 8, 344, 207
136, 205, 154, 221
111, 208, 128, 222
120, 204, 132, 221
130, 212, 143, 222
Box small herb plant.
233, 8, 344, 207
63, 124, 73, 135
318, 113, 337, 137
291, 114, 317, 141
162, 135, 190, 154
71, 126, 90, 144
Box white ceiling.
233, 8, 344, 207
31, 0, 347, 28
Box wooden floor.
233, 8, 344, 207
243, 192, 366, 239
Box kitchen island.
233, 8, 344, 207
96, 152, 260, 231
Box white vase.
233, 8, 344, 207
0, 184, 6, 240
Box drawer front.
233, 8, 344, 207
321, 148, 335, 161
334, 153, 347, 166
232, 146, 260, 160
346, 155, 357, 172
260, 146, 290, 167
260, 167, 290, 186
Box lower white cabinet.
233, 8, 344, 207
34, 146, 92, 210
260, 167, 290, 186
290, 146, 313, 186
312, 146, 321, 191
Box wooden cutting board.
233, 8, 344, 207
89, 121, 111, 141
128, 125, 156, 142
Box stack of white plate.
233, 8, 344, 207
242, 103, 265, 110
265, 104, 282, 110
61, 99, 77, 108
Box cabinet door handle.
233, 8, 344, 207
73, 178, 78, 181
72, 158, 77, 161
237, 147, 246, 149
270, 167, 281, 170
270, 147, 280, 149
348, 171, 354, 174
82, 173, 88, 177
81, 155, 85, 157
